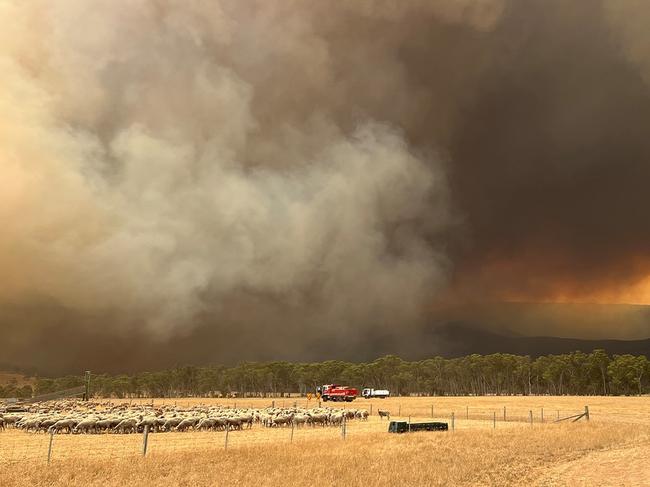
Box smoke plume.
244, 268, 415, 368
1, 0, 462, 370
1, 1, 649, 373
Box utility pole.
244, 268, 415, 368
84, 370, 91, 401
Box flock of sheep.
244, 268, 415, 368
0, 400, 372, 435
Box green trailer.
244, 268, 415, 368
388, 421, 448, 433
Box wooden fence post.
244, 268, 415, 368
493, 411, 496, 429
398, 404, 401, 416
584, 406, 590, 421
529, 410, 533, 426
451, 412, 455, 431
142, 425, 149, 456
224, 424, 230, 450
503, 406, 506, 422
408, 416, 411, 433
290, 420, 295, 443
341, 416, 347, 440
466, 406, 468, 420
541, 407, 544, 423
432, 405, 435, 418
47, 430, 54, 465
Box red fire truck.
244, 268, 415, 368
316, 384, 358, 402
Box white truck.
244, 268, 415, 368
361, 388, 390, 399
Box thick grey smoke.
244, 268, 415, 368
603, 0, 650, 85
0, 0, 482, 342
4, 1, 650, 374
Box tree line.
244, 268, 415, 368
0, 382, 34, 400
31, 350, 649, 399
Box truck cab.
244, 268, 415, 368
362, 388, 390, 399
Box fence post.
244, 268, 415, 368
493, 411, 496, 429
272, 400, 275, 408
290, 420, 295, 443
47, 430, 54, 465
529, 410, 533, 426
398, 404, 401, 416
433, 405, 435, 418
370, 404, 373, 416
341, 416, 346, 440
541, 407, 544, 423
408, 416, 411, 433
224, 424, 230, 450
503, 406, 506, 422
142, 425, 149, 456
584, 406, 590, 421
466, 406, 468, 420
451, 412, 455, 431
557, 410, 560, 421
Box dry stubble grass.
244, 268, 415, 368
2, 423, 647, 487
1, 396, 649, 486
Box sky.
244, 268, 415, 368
1, 0, 649, 373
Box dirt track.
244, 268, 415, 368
535, 439, 650, 487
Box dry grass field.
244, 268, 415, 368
1, 396, 649, 486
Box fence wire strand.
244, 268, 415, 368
0, 403, 589, 465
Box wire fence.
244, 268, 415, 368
127, 399, 589, 423
0, 421, 358, 465
0, 404, 590, 466
368, 404, 587, 423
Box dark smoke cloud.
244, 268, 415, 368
446, 1, 650, 305
1, 0, 649, 373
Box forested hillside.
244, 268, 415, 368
28, 350, 649, 399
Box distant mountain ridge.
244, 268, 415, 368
431, 323, 650, 358
1, 324, 648, 376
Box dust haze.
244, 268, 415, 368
1, 0, 649, 373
